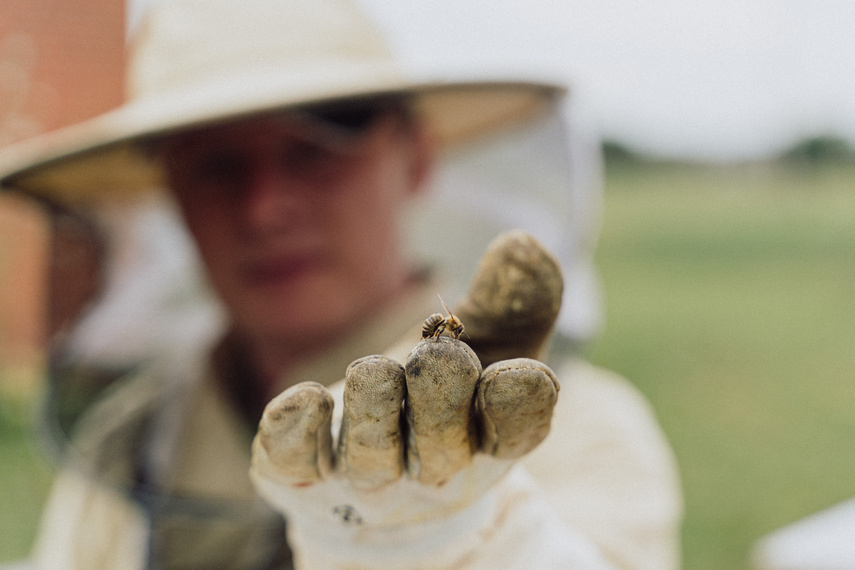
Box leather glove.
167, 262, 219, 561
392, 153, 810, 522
250, 231, 610, 569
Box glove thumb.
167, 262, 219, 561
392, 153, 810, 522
454, 230, 563, 368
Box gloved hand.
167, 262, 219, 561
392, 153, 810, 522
250, 231, 609, 569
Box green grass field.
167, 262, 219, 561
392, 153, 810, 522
0, 371, 53, 563
2, 163, 855, 567
587, 163, 855, 569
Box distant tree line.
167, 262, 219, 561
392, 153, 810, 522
601, 135, 855, 167
601, 140, 647, 166
777, 135, 855, 165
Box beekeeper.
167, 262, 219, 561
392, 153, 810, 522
0, 0, 682, 568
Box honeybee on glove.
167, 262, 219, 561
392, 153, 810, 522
421, 296, 466, 341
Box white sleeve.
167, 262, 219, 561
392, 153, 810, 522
31, 468, 148, 570
523, 358, 684, 570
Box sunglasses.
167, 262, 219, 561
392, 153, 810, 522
300, 95, 413, 132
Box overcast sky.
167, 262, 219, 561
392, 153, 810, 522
357, 0, 855, 161
130, 0, 855, 161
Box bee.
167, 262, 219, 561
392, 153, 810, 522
421, 312, 446, 339
421, 296, 466, 341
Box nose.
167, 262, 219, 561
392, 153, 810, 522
240, 160, 307, 234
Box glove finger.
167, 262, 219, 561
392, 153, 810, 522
404, 337, 482, 486
454, 230, 563, 367
251, 381, 334, 487
337, 355, 406, 491
476, 358, 559, 459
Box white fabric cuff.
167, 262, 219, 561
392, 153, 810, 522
287, 465, 615, 570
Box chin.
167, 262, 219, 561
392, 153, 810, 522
238, 292, 359, 343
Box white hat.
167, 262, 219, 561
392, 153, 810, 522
0, 0, 562, 204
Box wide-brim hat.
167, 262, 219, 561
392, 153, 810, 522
0, 0, 564, 205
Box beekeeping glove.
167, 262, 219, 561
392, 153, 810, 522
250, 231, 611, 569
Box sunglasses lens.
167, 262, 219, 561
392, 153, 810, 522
304, 96, 408, 132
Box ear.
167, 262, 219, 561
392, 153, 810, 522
405, 121, 436, 196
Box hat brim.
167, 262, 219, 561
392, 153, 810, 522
0, 78, 563, 205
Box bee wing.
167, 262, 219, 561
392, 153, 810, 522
437, 294, 454, 317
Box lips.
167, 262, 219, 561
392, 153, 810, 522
242, 253, 325, 287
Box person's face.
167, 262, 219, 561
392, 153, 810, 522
164, 107, 432, 346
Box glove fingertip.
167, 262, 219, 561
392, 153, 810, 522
476, 359, 559, 459
404, 338, 482, 486
339, 355, 406, 491
254, 381, 335, 485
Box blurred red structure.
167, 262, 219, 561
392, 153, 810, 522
0, 0, 125, 144
0, 0, 124, 377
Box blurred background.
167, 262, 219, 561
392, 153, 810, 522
2, 1, 854, 568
